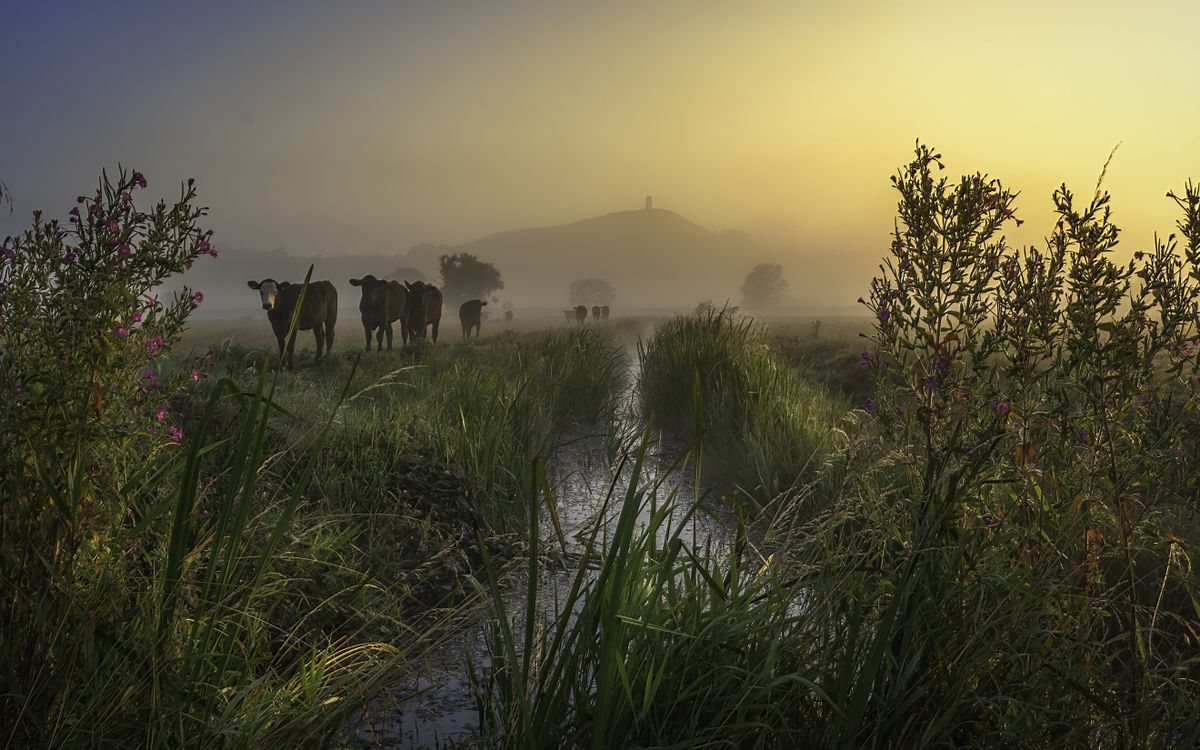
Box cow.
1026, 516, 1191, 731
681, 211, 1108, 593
591, 305, 602, 322
246, 278, 337, 370
459, 299, 487, 339
504, 309, 514, 324
600, 305, 610, 321
574, 305, 588, 324
349, 275, 407, 351
404, 280, 444, 343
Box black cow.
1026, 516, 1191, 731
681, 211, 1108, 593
405, 281, 444, 343
459, 299, 487, 338
574, 305, 588, 324
246, 278, 338, 370
350, 274, 407, 351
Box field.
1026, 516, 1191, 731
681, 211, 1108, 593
6, 152, 1200, 749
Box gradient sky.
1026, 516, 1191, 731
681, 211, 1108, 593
3, 0, 1199, 286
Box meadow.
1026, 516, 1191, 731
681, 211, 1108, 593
4, 147, 1200, 749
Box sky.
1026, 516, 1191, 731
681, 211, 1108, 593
2, 0, 1199, 291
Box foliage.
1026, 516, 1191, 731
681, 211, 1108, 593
440, 251, 504, 306
638, 307, 843, 504
740, 262, 788, 310
569, 277, 617, 307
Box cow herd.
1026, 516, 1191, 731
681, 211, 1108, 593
563, 305, 610, 324
246, 275, 606, 369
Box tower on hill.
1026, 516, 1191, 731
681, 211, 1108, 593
645, 195, 652, 210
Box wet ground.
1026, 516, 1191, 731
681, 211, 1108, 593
359, 365, 732, 748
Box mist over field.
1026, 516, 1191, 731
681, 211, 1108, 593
7, 2, 1200, 748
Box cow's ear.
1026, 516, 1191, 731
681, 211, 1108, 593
350, 278, 362, 286
278, 281, 291, 288
247, 280, 261, 289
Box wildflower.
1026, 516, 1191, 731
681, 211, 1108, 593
197, 240, 211, 254
982, 514, 998, 527
2, 246, 14, 260
132, 171, 147, 189
116, 244, 132, 258
859, 350, 871, 368
862, 398, 875, 415
148, 335, 165, 356
922, 377, 938, 392
115, 325, 128, 337
76, 195, 86, 204
106, 219, 118, 233
62, 252, 76, 264
168, 426, 183, 442
68, 206, 80, 220
935, 355, 950, 372
14, 383, 24, 394
21, 318, 30, 329
155, 406, 168, 421
191, 369, 199, 382
1134, 251, 1144, 260
192, 291, 203, 306
877, 307, 891, 323
996, 402, 1010, 418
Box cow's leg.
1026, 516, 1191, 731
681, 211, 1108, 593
385, 321, 394, 351
312, 321, 326, 362
401, 319, 409, 345
431, 319, 439, 344
324, 319, 333, 352
276, 332, 286, 368
362, 323, 372, 351
375, 326, 384, 351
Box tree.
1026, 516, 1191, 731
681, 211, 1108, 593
569, 278, 616, 307
439, 252, 503, 306
740, 263, 788, 310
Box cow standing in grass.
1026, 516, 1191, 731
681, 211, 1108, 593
600, 305, 610, 321
405, 280, 444, 343
246, 278, 338, 370
591, 305, 602, 322
459, 299, 487, 339
350, 275, 407, 351
574, 305, 588, 325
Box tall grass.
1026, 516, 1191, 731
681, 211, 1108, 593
638, 308, 845, 505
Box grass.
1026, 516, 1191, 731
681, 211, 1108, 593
637, 307, 847, 506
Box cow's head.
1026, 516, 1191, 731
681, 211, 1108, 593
247, 279, 289, 310
350, 274, 387, 306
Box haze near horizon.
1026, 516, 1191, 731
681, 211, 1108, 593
2, 0, 1199, 310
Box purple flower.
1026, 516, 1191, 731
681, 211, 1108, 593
996, 402, 1010, 418
105, 219, 118, 233
14, 383, 23, 394
862, 398, 875, 415
935, 355, 950, 372
1134, 251, 1144, 261
192, 291, 203, 306
118, 244, 132, 258
168, 426, 183, 442
76, 195, 86, 204
68, 207, 80, 220
2, 247, 14, 260
61, 252, 76, 264
155, 406, 168, 421
148, 335, 165, 356
922, 377, 938, 392
21, 318, 30, 329
1078, 429, 1091, 441
877, 307, 891, 324
115, 325, 128, 337
859, 350, 871, 368
132, 310, 143, 323
132, 171, 147, 189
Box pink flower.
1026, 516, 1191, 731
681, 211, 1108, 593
106, 219, 118, 233
68, 207, 80, 220
115, 325, 128, 337
168, 426, 183, 442
155, 406, 168, 421
148, 335, 165, 356
132, 310, 143, 323
191, 369, 199, 382
192, 291, 203, 306
996, 402, 1011, 418
118, 245, 132, 258
132, 171, 147, 189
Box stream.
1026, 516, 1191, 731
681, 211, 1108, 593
358, 354, 733, 748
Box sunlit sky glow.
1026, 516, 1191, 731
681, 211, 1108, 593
3, 0, 1199, 301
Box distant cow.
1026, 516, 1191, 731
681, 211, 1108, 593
459, 299, 487, 339
574, 305, 588, 324
504, 309, 514, 324
405, 281, 444, 343
600, 305, 610, 321
591, 305, 602, 322
350, 274, 407, 351
247, 278, 338, 370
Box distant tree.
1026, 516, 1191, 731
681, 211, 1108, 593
740, 263, 788, 310
439, 252, 503, 306
570, 278, 617, 307
387, 266, 427, 283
